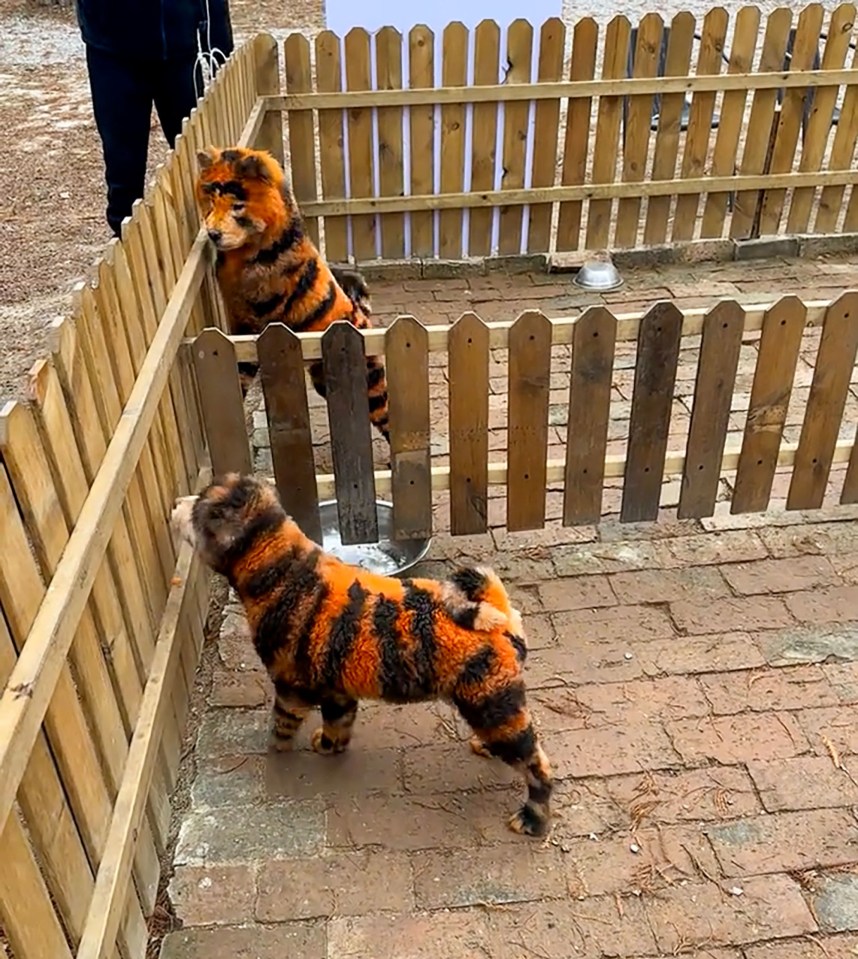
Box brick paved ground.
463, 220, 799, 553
161, 253, 858, 958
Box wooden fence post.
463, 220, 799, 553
253, 33, 284, 161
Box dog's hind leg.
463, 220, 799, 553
453, 680, 553, 836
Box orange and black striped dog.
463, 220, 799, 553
194, 145, 390, 444
172, 473, 554, 836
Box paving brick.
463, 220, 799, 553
831, 552, 858, 584
785, 586, 858, 625
747, 756, 858, 811
412, 846, 567, 909
700, 665, 842, 714
551, 541, 660, 576
548, 778, 627, 841
552, 604, 675, 643
256, 850, 412, 920
797, 705, 858, 757
609, 566, 730, 605
666, 530, 768, 567
173, 802, 325, 866
533, 676, 708, 732
721, 556, 840, 595
485, 895, 658, 958
191, 755, 265, 810
564, 825, 721, 897
671, 595, 795, 635
666, 713, 809, 764
758, 624, 858, 666
543, 722, 678, 778
326, 909, 489, 959
351, 702, 467, 751
264, 743, 404, 799
745, 935, 858, 959
823, 661, 858, 702
401, 742, 517, 794
327, 790, 531, 850
812, 874, 858, 932
159, 922, 325, 959
644, 875, 817, 950
606, 767, 763, 823
167, 865, 256, 926
759, 522, 858, 559
195, 710, 271, 759
637, 632, 767, 676
210, 668, 269, 709
537, 575, 617, 612
706, 809, 858, 876
526, 636, 645, 687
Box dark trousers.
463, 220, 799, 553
86, 45, 201, 236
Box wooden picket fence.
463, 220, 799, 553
0, 34, 279, 959
274, 4, 858, 261
193, 292, 858, 546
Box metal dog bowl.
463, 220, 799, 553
573, 258, 625, 293
318, 499, 432, 577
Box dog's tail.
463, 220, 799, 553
443, 567, 526, 652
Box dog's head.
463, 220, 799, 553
171, 472, 286, 575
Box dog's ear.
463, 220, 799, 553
236, 154, 271, 182
197, 147, 217, 169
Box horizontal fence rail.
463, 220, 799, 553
188, 292, 858, 546
274, 5, 858, 261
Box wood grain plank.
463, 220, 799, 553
192, 328, 252, 476
468, 20, 501, 257
386, 316, 432, 540
758, 3, 826, 235
555, 17, 598, 251
507, 310, 552, 531
345, 28, 377, 261
621, 301, 683, 522
285, 33, 320, 247
497, 19, 533, 255
439, 22, 469, 258
448, 311, 489, 535
527, 17, 565, 253
671, 6, 728, 241
257, 323, 321, 543
562, 306, 616, 525
615, 14, 663, 248
644, 12, 695, 245
409, 25, 436, 257
322, 321, 378, 544
730, 8, 793, 238
815, 41, 858, 232
678, 300, 744, 518
316, 31, 348, 261
731, 296, 806, 513
787, 291, 858, 510
700, 7, 760, 238
376, 27, 406, 259
585, 15, 631, 249
789, 3, 856, 233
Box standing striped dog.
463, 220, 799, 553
172, 473, 554, 836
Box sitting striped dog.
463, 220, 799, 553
171, 473, 554, 836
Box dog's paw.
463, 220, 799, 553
268, 732, 296, 753
311, 727, 348, 755
469, 734, 493, 759
508, 805, 549, 838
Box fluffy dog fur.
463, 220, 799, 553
172, 473, 554, 836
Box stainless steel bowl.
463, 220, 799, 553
318, 499, 432, 576
573, 259, 625, 292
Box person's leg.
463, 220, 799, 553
153, 54, 200, 148
85, 45, 153, 237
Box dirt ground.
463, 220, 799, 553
0, 0, 324, 401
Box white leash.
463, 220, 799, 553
193, 0, 228, 99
